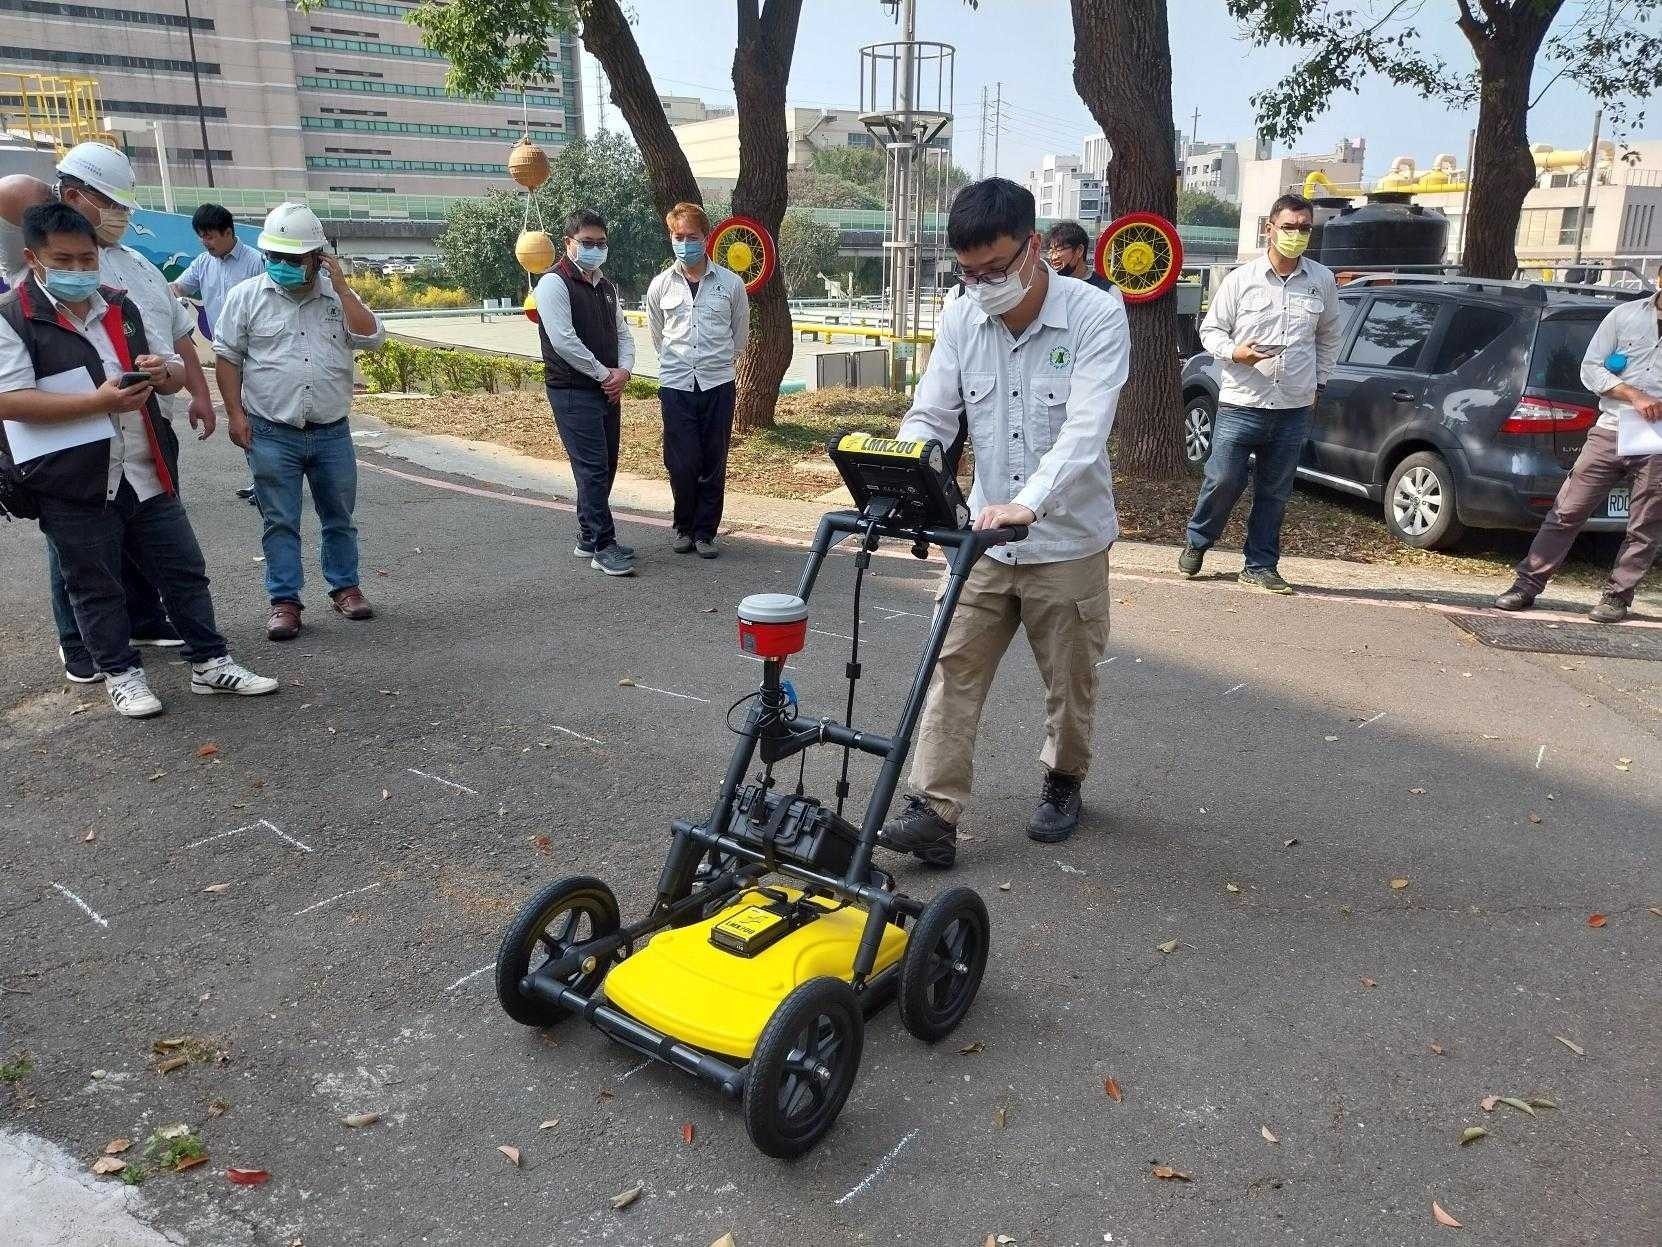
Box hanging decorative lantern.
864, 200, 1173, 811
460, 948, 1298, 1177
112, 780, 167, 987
508, 137, 550, 190
515, 229, 555, 275
523, 290, 540, 324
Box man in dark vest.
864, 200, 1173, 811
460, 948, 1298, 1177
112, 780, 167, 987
533, 208, 638, 577
0, 203, 276, 718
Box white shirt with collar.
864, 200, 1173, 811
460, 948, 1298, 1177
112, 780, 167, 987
645, 260, 749, 391
898, 270, 1130, 565
1201, 253, 1343, 410
99, 243, 197, 423
0, 284, 180, 502
175, 240, 265, 329
1580, 291, 1662, 433
533, 264, 636, 384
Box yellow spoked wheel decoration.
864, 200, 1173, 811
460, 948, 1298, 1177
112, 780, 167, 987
707, 215, 777, 293
1094, 212, 1184, 303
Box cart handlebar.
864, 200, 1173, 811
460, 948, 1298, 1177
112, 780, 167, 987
820, 510, 1027, 553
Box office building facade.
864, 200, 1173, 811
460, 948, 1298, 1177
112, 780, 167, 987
0, 0, 581, 196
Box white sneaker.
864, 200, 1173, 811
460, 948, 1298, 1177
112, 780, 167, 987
106, 668, 163, 718
190, 656, 279, 697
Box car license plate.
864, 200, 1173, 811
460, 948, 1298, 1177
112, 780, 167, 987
1607, 488, 1630, 519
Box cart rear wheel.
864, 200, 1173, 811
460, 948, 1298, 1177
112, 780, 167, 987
743, 977, 864, 1159
899, 887, 989, 1042
495, 876, 619, 1027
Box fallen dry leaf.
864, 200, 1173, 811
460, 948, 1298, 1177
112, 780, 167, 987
1389, 878, 1410, 890
710, 1236, 735, 1247
997, 881, 1012, 891
1409, 788, 1426, 795
1156, 938, 1179, 955
1528, 814, 1544, 825
596, 1087, 614, 1103
1432, 1201, 1463, 1228
174, 1155, 209, 1173
1361, 977, 1377, 989
1459, 1126, 1488, 1146
1528, 1096, 1558, 1109
538, 1119, 559, 1130
1225, 882, 1241, 894
1617, 757, 1633, 765
959, 1041, 985, 1055
611, 1181, 644, 1209
1260, 1125, 1279, 1144
91, 1156, 126, 1175
203, 883, 231, 894
1497, 1095, 1536, 1117
532, 834, 552, 852
83, 830, 96, 842
1586, 913, 1607, 928
994, 1104, 1007, 1129
147, 770, 166, 782
497, 1145, 521, 1167
1555, 1035, 1585, 1056
196, 743, 220, 758
1427, 1043, 1445, 1056
225, 1167, 267, 1184
340, 1112, 379, 1129
104, 1138, 131, 1155
681, 1123, 695, 1145
155, 1055, 189, 1074
206, 1099, 230, 1118
1151, 1164, 1192, 1182
617, 677, 636, 687
1649, 906, 1662, 918
1481, 1095, 1500, 1112
1283, 837, 1299, 848
1104, 1077, 1123, 1102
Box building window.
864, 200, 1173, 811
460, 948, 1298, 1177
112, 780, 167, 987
328, 184, 399, 193
307, 155, 513, 174
291, 34, 448, 60
164, 147, 234, 163
304, 115, 563, 141
299, 75, 561, 108
309, 0, 417, 15
0, 0, 212, 27
0, 44, 217, 74
1557, 206, 1592, 247
0, 92, 226, 119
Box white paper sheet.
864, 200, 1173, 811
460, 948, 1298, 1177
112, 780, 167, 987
1617, 410, 1662, 457
1, 367, 113, 463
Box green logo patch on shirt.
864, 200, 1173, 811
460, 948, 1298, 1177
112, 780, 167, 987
1048, 345, 1072, 369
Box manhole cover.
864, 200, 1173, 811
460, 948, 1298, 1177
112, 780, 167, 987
1448, 612, 1662, 660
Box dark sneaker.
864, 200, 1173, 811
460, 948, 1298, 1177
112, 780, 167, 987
1028, 771, 1082, 843
591, 544, 637, 577
1177, 543, 1205, 577
1494, 587, 1535, 612
672, 532, 696, 554
877, 795, 958, 868
235, 485, 255, 501
695, 539, 720, 560
131, 621, 183, 648
1588, 593, 1628, 624
1239, 567, 1295, 595
59, 645, 103, 684
575, 540, 635, 558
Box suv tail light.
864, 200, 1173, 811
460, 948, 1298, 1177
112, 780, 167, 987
1501, 395, 1597, 436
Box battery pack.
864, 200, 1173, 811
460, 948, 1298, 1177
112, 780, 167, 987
709, 895, 819, 957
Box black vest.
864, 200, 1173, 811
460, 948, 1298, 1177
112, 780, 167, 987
538, 256, 620, 391
0, 278, 177, 505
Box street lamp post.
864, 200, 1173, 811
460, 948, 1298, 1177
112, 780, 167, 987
181, 0, 215, 187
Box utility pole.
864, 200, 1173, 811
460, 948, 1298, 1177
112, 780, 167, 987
1456, 127, 1475, 259
977, 85, 987, 180
1573, 107, 1602, 266
992, 81, 1001, 177
180, 0, 214, 187
1190, 107, 1199, 144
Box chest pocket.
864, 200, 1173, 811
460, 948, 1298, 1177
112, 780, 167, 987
963, 372, 996, 406
1032, 377, 1070, 453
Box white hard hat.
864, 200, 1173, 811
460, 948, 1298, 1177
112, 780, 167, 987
257, 202, 327, 255
56, 141, 138, 211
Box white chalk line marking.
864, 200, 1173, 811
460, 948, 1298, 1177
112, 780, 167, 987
292, 881, 381, 917
408, 767, 480, 796
1095, 655, 1119, 668
1536, 744, 1546, 769
549, 725, 605, 746
262, 819, 314, 853
445, 962, 495, 992
185, 824, 255, 849
809, 628, 856, 642
51, 882, 108, 928
1221, 683, 1245, 696
1356, 710, 1387, 728
616, 1059, 652, 1082
834, 1128, 919, 1205
628, 683, 712, 703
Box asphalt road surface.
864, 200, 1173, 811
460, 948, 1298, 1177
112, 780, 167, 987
1, 433, 1657, 1247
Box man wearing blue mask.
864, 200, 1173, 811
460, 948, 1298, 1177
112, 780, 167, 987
645, 201, 749, 559
213, 202, 385, 643
534, 209, 637, 576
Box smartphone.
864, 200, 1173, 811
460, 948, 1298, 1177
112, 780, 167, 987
1254, 342, 1287, 357
116, 370, 153, 388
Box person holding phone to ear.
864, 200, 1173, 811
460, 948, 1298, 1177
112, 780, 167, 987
1179, 193, 1343, 593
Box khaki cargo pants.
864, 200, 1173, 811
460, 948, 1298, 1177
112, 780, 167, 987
910, 549, 1112, 824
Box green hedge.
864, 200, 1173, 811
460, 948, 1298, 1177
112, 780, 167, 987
360, 339, 661, 399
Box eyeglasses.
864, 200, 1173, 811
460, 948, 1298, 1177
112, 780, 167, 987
1274, 223, 1314, 235
954, 238, 1034, 287
1044, 246, 1082, 260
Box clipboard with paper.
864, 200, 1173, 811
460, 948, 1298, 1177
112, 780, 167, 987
1616, 410, 1662, 457
0, 367, 114, 463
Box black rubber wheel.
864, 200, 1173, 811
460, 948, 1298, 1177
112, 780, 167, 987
898, 887, 990, 1042
1384, 450, 1467, 550
743, 977, 864, 1159
495, 876, 619, 1027
1183, 391, 1216, 474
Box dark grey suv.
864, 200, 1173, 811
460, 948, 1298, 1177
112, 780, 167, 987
1178, 275, 1651, 549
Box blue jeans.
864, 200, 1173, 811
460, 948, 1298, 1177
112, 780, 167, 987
1185, 403, 1312, 572
248, 415, 359, 606
546, 385, 621, 552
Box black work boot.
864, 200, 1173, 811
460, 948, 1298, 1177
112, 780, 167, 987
1028, 771, 1082, 843
1494, 585, 1535, 612
1177, 543, 1205, 577
1588, 592, 1628, 624
878, 795, 958, 868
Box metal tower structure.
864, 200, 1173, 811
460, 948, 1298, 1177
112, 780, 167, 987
859, 0, 953, 389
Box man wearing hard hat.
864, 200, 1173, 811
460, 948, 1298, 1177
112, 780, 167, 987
212, 202, 385, 643
0, 142, 221, 683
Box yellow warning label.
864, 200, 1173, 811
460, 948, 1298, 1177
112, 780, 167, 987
713, 905, 784, 941
837, 433, 925, 459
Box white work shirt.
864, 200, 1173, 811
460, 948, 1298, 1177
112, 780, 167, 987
533, 266, 636, 383
898, 272, 1130, 565
0, 285, 180, 502
100, 243, 197, 423
213, 272, 385, 428
1580, 292, 1662, 432
174, 240, 265, 330
1201, 254, 1343, 410
645, 261, 749, 391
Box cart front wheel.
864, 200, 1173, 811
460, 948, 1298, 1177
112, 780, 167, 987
495, 876, 620, 1027
899, 887, 990, 1042
744, 977, 864, 1159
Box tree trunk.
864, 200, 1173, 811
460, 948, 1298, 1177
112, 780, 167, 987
1456, 1, 1563, 279
576, 0, 701, 217
729, 0, 804, 434
1070, 0, 1186, 479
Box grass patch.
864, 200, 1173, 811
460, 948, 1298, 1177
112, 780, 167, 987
0, 1051, 33, 1082
143, 1125, 206, 1174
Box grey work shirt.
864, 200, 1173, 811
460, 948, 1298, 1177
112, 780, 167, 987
99, 244, 197, 423
645, 261, 750, 391
212, 272, 385, 427
1580, 291, 1662, 432
898, 272, 1130, 565
1201, 254, 1343, 409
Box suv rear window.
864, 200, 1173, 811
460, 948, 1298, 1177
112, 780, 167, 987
1528, 317, 1600, 398
1431, 305, 1514, 372
1347, 298, 1439, 369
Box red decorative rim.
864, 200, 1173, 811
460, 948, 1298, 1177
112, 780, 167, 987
1094, 211, 1184, 303
707, 214, 777, 294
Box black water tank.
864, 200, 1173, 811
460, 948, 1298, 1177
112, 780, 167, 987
1310, 195, 1448, 269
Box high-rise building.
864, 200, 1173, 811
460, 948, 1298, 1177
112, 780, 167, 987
1025, 153, 1107, 224
0, 0, 581, 196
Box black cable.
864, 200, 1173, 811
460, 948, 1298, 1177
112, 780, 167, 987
836, 525, 876, 818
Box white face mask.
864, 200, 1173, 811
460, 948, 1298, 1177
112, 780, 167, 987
965, 240, 1035, 316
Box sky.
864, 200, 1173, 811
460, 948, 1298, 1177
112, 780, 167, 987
583, 0, 1657, 180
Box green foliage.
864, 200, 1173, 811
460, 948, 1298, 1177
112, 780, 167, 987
778, 209, 843, 298
346, 272, 471, 311
405, 0, 578, 98
0, 1051, 32, 1082
436, 133, 664, 303
1176, 189, 1238, 228
143, 1127, 205, 1171
359, 339, 432, 393
624, 375, 659, 399
786, 167, 883, 210
803, 145, 971, 208
360, 340, 545, 396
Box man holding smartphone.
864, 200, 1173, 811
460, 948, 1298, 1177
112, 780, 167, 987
1179, 193, 1343, 593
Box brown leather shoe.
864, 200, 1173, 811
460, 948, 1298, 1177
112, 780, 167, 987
331, 586, 374, 621
267, 601, 302, 641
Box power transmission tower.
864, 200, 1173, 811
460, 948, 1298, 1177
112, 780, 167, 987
977, 85, 987, 180
992, 82, 1002, 177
